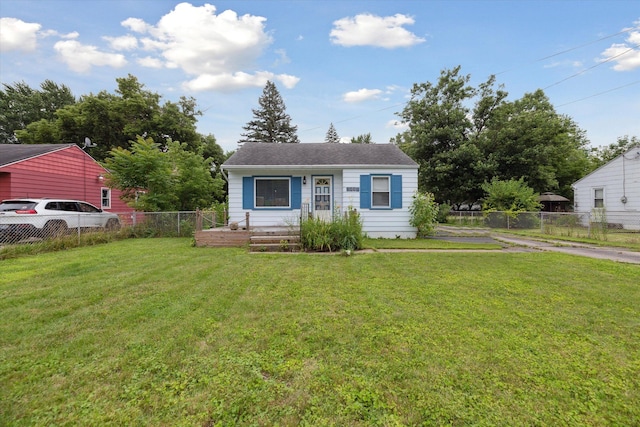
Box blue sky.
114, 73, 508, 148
1, 0, 639, 153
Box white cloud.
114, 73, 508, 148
330, 13, 425, 48
183, 71, 299, 92
119, 2, 298, 91
53, 40, 127, 73
138, 56, 164, 68
273, 48, 290, 66
600, 21, 640, 71
343, 88, 383, 103
0, 17, 41, 52
104, 35, 138, 51
386, 119, 408, 130
121, 17, 151, 34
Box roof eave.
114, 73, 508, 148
222, 163, 418, 170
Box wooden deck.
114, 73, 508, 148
194, 226, 301, 251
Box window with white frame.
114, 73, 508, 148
371, 176, 390, 208
593, 188, 604, 208
255, 178, 290, 208
101, 188, 111, 209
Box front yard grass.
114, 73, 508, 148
363, 237, 502, 250
1, 238, 639, 425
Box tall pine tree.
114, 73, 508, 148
325, 123, 340, 143
240, 81, 299, 144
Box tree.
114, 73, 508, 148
590, 135, 640, 167
478, 89, 591, 197
394, 66, 492, 205
0, 80, 75, 143
350, 133, 373, 144
395, 66, 590, 206
481, 178, 541, 212
325, 123, 340, 143
13, 75, 205, 161
104, 136, 221, 211
239, 81, 299, 144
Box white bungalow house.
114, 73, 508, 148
572, 146, 640, 230
221, 143, 419, 238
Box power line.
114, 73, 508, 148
544, 44, 639, 90
557, 80, 640, 107
496, 27, 636, 75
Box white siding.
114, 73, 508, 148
227, 168, 343, 228
227, 167, 418, 237
343, 168, 418, 238
572, 148, 640, 230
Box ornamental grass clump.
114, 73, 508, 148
301, 209, 363, 252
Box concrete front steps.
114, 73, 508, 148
249, 228, 301, 252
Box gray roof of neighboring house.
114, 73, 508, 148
223, 142, 418, 168
0, 144, 76, 167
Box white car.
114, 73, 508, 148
0, 198, 120, 242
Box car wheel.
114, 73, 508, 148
43, 220, 68, 238
105, 218, 121, 231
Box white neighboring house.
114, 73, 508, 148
572, 145, 640, 230
222, 143, 419, 238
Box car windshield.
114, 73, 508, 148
0, 201, 37, 212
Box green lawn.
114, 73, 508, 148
1, 238, 639, 426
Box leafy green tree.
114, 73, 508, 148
105, 137, 175, 211
104, 136, 220, 211
590, 135, 640, 167
481, 178, 541, 212
14, 75, 204, 161
325, 123, 340, 143
395, 66, 590, 206
167, 141, 222, 211
0, 80, 75, 143
350, 133, 373, 144
394, 66, 495, 205
478, 89, 591, 197
239, 81, 299, 144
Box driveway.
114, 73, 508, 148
492, 234, 640, 264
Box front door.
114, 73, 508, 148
313, 177, 332, 221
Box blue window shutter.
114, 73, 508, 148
291, 177, 301, 209
391, 175, 402, 209
242, 177, 254, 209
360, 175, 371, 209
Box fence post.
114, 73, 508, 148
540, 212, 544, 233
196, 208, 202, 231
177, 212, 181, 236
245, 212, 250, 230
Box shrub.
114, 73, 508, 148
300, 209, 363, 252
409, 192, 439, 237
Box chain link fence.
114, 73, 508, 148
0, 211, 206, 246
3, 209, 638, 247
447, 210, 640, 239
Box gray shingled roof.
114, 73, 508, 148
223, 143, 418, 168
0, 144, 75, 167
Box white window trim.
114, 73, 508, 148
254, 177, 291, 209
101, 187, 111, 209
371, 175, 391, 208
593, 187, 604, 209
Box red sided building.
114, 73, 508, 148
0, 144, 132, 214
